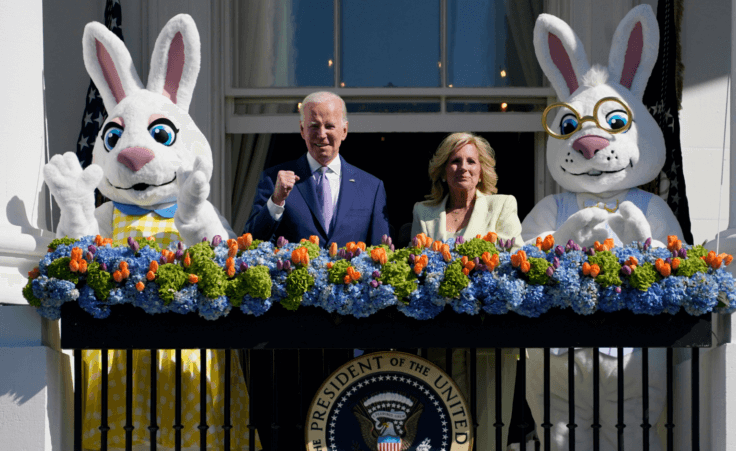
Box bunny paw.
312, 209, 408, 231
554, 208, 611, 248
608, 201, 653, 245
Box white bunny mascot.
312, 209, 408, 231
44, 14, 234, 246
44, 16, 258, 450
522, 5, 682, 451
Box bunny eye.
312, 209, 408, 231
102, 124, 124, 152
148, 118, 179, 146
606, 113, 628, 131
559, 116, 578, 136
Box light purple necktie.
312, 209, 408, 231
316, 167, 333, 233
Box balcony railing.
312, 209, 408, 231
61, 302, 717, 451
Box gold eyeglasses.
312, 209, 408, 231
542, 97, 633, 139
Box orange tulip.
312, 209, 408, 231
327, 262, 334, 269
121, 268, 130, 279
329, 242, 338, 257
113, 270, 123, 283
520, 261, 531, 273
432, 241, 442, 252
136, 281, 145, 291
589, 264, 600, 278
228, 246, 238, 258
460, 256, 469, 266
150, 261, 159, 273
442, 250, 453, 262
119, 261, 129, 271
535, 237, 543, 250
95, 235, 104, 246
146, 271, 156, 281
344, 275, 352, 284
604, 238, 614, 249
725, 255, 734, 266
659, 263, 671, 277
183, 253, 192, 267
189, 274, 199, 284
671, 258, 681, 270
227, 266, 236, 277
71, 247, 83, 261
78, 259, 88, 274
465, 261, 476, 272
462, 267, 470, 276
69, 259, 80, 272
543, 235, 555, 251
582, 262, 591, 276
484, 232, 498, 243
28, 267, 40, 279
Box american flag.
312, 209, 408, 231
377, 436, 402, 451
75, 0, 123, 205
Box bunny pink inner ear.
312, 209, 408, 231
548, 33, 579, 96
96, 39, 126, 103
163, 32, 185, 105
620, 22, 643, 89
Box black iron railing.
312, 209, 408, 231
61, 302, 716, 451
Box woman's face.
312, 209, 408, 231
445, 143, 481, 195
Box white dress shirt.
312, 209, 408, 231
267, 153, 341, 221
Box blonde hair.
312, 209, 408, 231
425, 132, 498, 205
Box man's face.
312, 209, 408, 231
300, 98, 348, 166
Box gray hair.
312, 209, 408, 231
299, 91, 348, 124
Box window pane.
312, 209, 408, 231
340, 0, 441, 87
447, 0, 543, 87
233, 0, 334, 87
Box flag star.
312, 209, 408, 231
78, 135, 89, 149
378, 376, 384, 381
399, 377, 405, 382
428, 394, 435, 400
88, 88, 97, 102
672, 193, 680, 203
110, 17, 119, 29
83, 112, 93, 126
371, 377, 377, 382
443, 427, 448, 433
393, 376, 398, 380
443, 434, 448, 440
441, 420, 447, 426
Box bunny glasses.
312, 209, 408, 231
542, 97, 633, 139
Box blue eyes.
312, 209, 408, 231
560, 117, 578, 135
103, 126, 123, 151
148, 119, 178, 146
607, 114, 628, 130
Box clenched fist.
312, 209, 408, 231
272, 170, 300, 206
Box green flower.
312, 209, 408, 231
439, 261, 469, 298
629, 262, 660, 291
526, 257, 552, 285
187, 243, 226, 299
47, 257, 79, 285
378, 260, 417, 300
588, 251, 622, 287
154, 263, 188, 304
328, 260, 353, 284
688, 245, 709, 259
298, 241, 321, 259
283, 267, 315, 311
225, 265, 272, 307
86, 262, 115, 301
48, 237, 77, 251
676, 257, 708, 278
23, 280, 41, 307
455, 238, 498, 259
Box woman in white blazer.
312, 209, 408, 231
412, 132, 523, 451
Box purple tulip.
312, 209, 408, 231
87, 245, 97, 255
276, 260, 283, 271
615, 286, 622, 294
212, 235, 222, 247
643, 237, 652, 251
354, 247, 362, 256
283, 260, 291, 270
377, 280, 382, 286
621, 265, 632, 276
128, 237, 140, 253
175, 249, 184, 260
240, 262, 249, 272
476, 263, 486, 272
665, 257, 672, 265
555, 245, 565, 256
545, 267, 555, 277
100, 262, 108, 272
456, 236, 465, 244
679, 248, 687, 259
389, 244, 395, 252
177, 241, 184, 250
508, 237, 515, 248
565, 244, 572, 252
372, 270, 381, 279
160, 256, 167, 265
202, 237, 208, 242
370, 280, 379, 288
276, 236, 288, 248
473, 257, 480, 266
553, 257, 560, 269
381, 234, 389, 245
582, 246, 588, 254
588, 248, 596, 256
345, 251, 354, 260
409, 254, 416, 265
412, 237, 420, 248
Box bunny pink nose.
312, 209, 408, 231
117, 147, 155, 172
572, 135, 610, 160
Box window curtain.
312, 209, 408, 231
504, 0, 543, 87
231, 1, 296, 234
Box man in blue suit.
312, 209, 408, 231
245, 91, 390, 247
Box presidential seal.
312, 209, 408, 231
306, 351, 472, 451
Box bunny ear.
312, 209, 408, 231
82, 22, 144, 110
608, 4, 659, 99
533, 13, 590, 100
147, 14, 201, 112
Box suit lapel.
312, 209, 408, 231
294, 155, 326, 235
330, 156, 356, 239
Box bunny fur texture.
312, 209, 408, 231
521, 5, 683, 249
43, 14, 233, 245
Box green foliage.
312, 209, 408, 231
589, 251, 622, 287
86, 262, 114, 301
283, 267, 315, 311
328, 260, 353, 284
187, 243, 226, 298
629, 262, 660, 291
23, 280, 41, 307
378, 260, 417, 300
47, 257, 79, 284
298, 241, 321, 259
390, 247, 422, 263
455, 238, 498, 259
246, 240, 264, 251
439, 261, 469, 298
676, 257, 708, 278
48, 237, 77, 251
688, 245, 709, 259
225, 265, 272, 307
154, 263, 188, 304
526, 257, 552, 285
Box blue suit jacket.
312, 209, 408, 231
245, 155, 390, 247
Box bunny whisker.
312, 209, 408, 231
564, 159, 631, 176
108, 174, 177, 191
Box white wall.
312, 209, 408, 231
680, 0, 731, 244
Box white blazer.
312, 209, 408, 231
411, 190, 524, 247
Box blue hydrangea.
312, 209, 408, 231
132, 281, 168, 315
169, 284, 199, 314
197, 294, 232, 320
240, 295, 272, 316
571, 278, 598, 315
77, 285, 111, 319
628, 282, 665, 315
598, 285, 627, 312
398, 289, 445, 320
515, 284, 549, 318
684, 274, 719, 315
713, 270, 736, 314
660, 276, 688, 314
451, 281, 480, 315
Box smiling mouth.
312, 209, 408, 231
562, 159, 633, 176
109, 174, 177, 191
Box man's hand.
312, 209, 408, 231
272, 170, 300, 206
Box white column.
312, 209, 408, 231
0, 1, 71, 450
